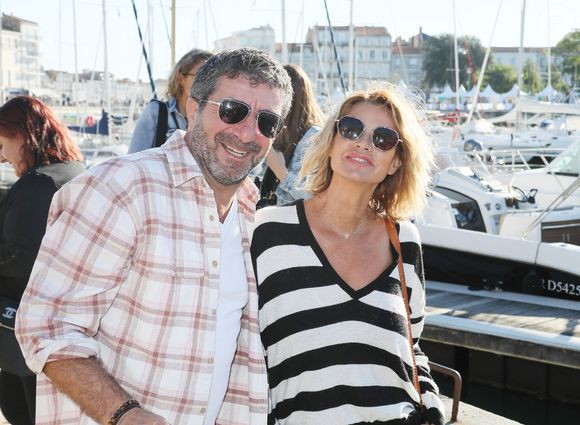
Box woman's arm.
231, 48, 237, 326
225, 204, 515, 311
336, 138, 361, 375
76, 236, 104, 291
275, 127, 319, 204
128, 102, 158, 153
401, 222, 446, 425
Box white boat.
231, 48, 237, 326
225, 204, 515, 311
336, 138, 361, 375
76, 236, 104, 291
418, 165, 580, 301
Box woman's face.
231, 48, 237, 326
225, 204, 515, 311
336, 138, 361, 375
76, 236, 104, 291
0, 134, 27, 176
329, 102, 401, 186
178, 61, 204, 100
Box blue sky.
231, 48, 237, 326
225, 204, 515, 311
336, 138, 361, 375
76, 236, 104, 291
1, 0, 578, 80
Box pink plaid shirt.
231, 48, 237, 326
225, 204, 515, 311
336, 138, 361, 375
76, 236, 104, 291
15, 131, 267, 425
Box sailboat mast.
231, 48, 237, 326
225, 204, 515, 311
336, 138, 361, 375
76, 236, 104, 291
348, 0, 354, 91
517, 0, 526, 91
547, 0, 551, 88
281, 0, 288, 63
102, 0, 111, 142
72, 0, 80, 123
452, 0, 460, 111
171, 0, 176, 68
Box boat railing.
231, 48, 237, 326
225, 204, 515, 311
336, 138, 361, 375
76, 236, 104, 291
521, 176, 580, 240
437, 146, 566, 176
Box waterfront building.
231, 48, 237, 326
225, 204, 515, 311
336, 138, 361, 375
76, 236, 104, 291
0, 13, 42, 97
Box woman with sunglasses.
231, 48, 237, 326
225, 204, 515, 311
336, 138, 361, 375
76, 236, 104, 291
251, 85, 444, 425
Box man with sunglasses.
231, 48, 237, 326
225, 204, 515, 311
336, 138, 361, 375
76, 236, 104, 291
16, 48, 293, 425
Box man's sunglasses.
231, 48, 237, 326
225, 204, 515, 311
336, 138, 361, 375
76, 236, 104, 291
335, 116, 401, 152
198, 98, 284, 139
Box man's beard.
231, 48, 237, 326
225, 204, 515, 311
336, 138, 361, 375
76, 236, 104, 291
188, 118, 263, 186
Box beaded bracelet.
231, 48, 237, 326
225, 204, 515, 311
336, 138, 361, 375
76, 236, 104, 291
108, 399, 141, 425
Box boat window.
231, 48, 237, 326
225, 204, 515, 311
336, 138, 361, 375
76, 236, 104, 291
548, 142, 580, 176
433, 187, 487, 232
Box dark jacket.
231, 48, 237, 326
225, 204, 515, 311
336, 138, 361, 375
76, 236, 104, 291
0, 161, 85, 301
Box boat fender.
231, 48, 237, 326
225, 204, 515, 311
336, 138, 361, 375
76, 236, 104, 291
85, 115, 95, 127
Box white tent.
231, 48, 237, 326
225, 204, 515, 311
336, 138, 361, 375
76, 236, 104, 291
458, 85, 470, 98
480, 85, 501, 100
438, 84, 456, 100
535, 84, 563, 101
501, 83, 527, 100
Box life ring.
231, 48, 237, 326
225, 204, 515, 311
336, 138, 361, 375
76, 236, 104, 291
85, 116, 95, 127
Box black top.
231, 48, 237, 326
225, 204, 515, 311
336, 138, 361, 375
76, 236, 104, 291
0, 161, 85, 301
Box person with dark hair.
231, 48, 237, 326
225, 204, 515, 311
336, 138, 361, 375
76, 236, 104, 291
129, 48, 213, 153
16, 48, 293, 425
251, 84, 445, 425
0, 96, 84, 425
259, 64, 324, 206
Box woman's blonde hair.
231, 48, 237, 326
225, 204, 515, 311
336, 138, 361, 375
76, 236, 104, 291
166, 49, 212, 98
300, 83, 434, 221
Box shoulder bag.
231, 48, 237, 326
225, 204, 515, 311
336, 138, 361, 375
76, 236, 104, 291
385, 219, 424, 413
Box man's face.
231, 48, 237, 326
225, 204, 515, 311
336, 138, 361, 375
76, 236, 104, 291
186, 75, 284, 187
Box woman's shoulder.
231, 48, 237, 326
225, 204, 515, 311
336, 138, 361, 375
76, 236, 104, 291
255, 201, 301, 229
397, 220, 421, 244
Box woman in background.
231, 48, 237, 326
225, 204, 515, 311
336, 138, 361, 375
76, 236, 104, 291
0, 96, 84, 425
128, 48, 212, 152
260, 64, 324, 206
252, 85, 445, 424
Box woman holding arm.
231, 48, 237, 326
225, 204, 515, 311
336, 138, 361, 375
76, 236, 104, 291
260, 64, 324, 206
251, 85, 444, 425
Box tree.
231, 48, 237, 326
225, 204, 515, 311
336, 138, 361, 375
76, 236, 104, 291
482, 63, 516, 93
554, 30, 580, 87
522, 60, 542, 94
422, 34, 487, 89
549, 65, 569, 94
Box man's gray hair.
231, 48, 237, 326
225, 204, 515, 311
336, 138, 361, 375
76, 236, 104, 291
190, 48, 293, 118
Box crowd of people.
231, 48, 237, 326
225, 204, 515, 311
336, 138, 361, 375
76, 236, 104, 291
0, 46, 444, 425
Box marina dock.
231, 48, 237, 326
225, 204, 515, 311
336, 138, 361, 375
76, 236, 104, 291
423, 280, 580, 416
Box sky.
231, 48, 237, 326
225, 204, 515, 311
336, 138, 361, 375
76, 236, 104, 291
1, 0, 578, 81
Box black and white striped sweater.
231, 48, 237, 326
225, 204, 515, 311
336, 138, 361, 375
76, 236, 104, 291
251, 200, 445, 425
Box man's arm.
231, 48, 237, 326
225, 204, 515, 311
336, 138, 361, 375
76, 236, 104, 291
43, 358, 170, 425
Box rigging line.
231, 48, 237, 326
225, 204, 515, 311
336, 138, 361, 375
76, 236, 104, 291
159, 0, 172, 47
322, 0, 347, 93
205, 0, 220, 50
131, 0, 158, 99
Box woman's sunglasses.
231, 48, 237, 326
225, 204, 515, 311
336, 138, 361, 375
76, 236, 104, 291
198, 98, 284, 139
335, 116, 401, 151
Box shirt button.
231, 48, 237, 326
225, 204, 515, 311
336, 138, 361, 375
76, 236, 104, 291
201, 407, 206, 414
209, 215, 215, 221
212, 260, 218, 267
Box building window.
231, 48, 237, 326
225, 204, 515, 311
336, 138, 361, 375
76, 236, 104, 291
370, 50, 375, 59
358, 51, 363, 60
382, 50, 388, 60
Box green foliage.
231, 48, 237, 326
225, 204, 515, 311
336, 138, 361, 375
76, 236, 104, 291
554, 30, 580, 86
522, 60, 543, 94
422, 34, 487, 89
482, 63, 516, 93
549, 65, 569, 93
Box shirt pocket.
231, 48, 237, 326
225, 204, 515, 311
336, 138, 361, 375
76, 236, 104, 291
119, 237, 207, 357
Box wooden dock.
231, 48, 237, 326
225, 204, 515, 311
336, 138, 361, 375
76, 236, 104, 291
423, 281, 580, 369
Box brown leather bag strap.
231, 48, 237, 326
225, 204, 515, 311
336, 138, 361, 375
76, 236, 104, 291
386, 219, 424, 412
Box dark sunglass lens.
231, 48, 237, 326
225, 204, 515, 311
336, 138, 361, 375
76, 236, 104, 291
257, 113, 284, 138
338, 117, 364, 140
372, 127, 399, 151
219, 99, 249, 124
